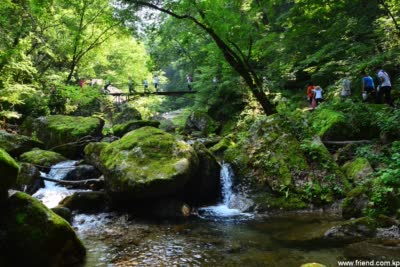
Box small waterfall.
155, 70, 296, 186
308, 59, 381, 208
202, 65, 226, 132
33, 160, 80, 208
199, 163, 252, 218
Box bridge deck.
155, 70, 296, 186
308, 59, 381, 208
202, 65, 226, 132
109, 90, 197, 103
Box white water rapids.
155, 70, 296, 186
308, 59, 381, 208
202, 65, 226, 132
33, 160, 81, 208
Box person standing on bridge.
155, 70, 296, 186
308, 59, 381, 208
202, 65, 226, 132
143, 79, 149, 93
187, 74, 193, 91
153, 75, 159, 92
128, 76, 135, 94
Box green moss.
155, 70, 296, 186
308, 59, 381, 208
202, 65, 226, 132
112, 120, 160, 137
311, 108, 346, 137
4, 192, 85, 266
45, 115, 102, 137
19, 149, 66, 169
0, 130, 44, 157
210, 136, 234, 154
99, 127, 198, 199
342, 157, 373, 181
0, 148, 19, 197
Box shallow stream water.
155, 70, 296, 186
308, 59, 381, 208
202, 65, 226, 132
35, 162, 345, 267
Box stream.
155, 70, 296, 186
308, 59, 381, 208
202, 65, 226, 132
34, 162, 345, 267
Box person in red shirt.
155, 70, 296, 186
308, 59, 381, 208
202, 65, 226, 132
306, 82, 315, 107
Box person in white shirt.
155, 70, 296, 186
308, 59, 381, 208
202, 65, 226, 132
376, 68, 393, 106
312, 86, 324, 106
153, 75, 159, 92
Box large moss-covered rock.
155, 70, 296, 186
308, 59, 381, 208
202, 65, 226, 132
311, 105, 382, 141
342, 185, 370, 219
0, 149, 19, 202
97, 127, 199, 202
84, 142, 109, 170
342, 157, 373, 182
15, 163, 43, 195
19, 149, 67, 171
344, 240, 400, 260
113, 103, 142, 124
224, 115, 348, 208
184, 142, 221, 205
0, 130, 44, 157
184, 111, 218, 136
27, 115, 104, 158
112, 120, 160, 137
2, 191, 86, 266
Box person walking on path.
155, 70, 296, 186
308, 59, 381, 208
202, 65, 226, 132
187, 74, 193, 91
312, 86, 324, 106
128, 77, 135, 94
341, 78, 351, 100
143, 79, 149, 93
306, 82, 315, 108
361, 71, 376, 102
376, 67, 393, 106
153, 75, 159, 92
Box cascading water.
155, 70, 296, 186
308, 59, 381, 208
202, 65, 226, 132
199, 163, 252, 218
33, 160, 80, 208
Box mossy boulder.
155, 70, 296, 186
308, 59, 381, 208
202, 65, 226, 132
84, 142, 109, 170
113, 103, 142, 124
27, 115, 104, 158
97, 127, 199, 203
224, 115, 348, 209
2, 191, 85, 266
0, 149, 19, 202
184, 142, 221, 205
210, 136, 234, 155
300, 263, 327, 267
342, 185, 370, 219
15, 163, 43, 195
342, 157, 373, 182
63, 164, 101, 181
311, 105, 381, 141
0, 130, 44, 157
19, 149, 67, 171
324, 217, 377, 243
112, 120, 160, 137
184, 111, 218, 136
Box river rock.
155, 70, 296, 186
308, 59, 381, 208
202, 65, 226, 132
1, 191, 86, 266
112, 120, 160, 137
0, 130, 44, 157
15, 163, 43, 195
184, 111, 218, 136
342, 185, 369, 219
63, 164, 101, 181
184, 142, 221, 205
224, 114, 348, 208
0, 149, 19, 203
113, 103, 142, 124
84, 142, 109, 170
311, 105, 383, 141
96, 127, 199, 203
19, 149, 67, 171
342, 157, 373, 182
344, 240, 400, 260
25, 115, 104, 158
59, 191, 108, 213
324, 217, 377, 243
